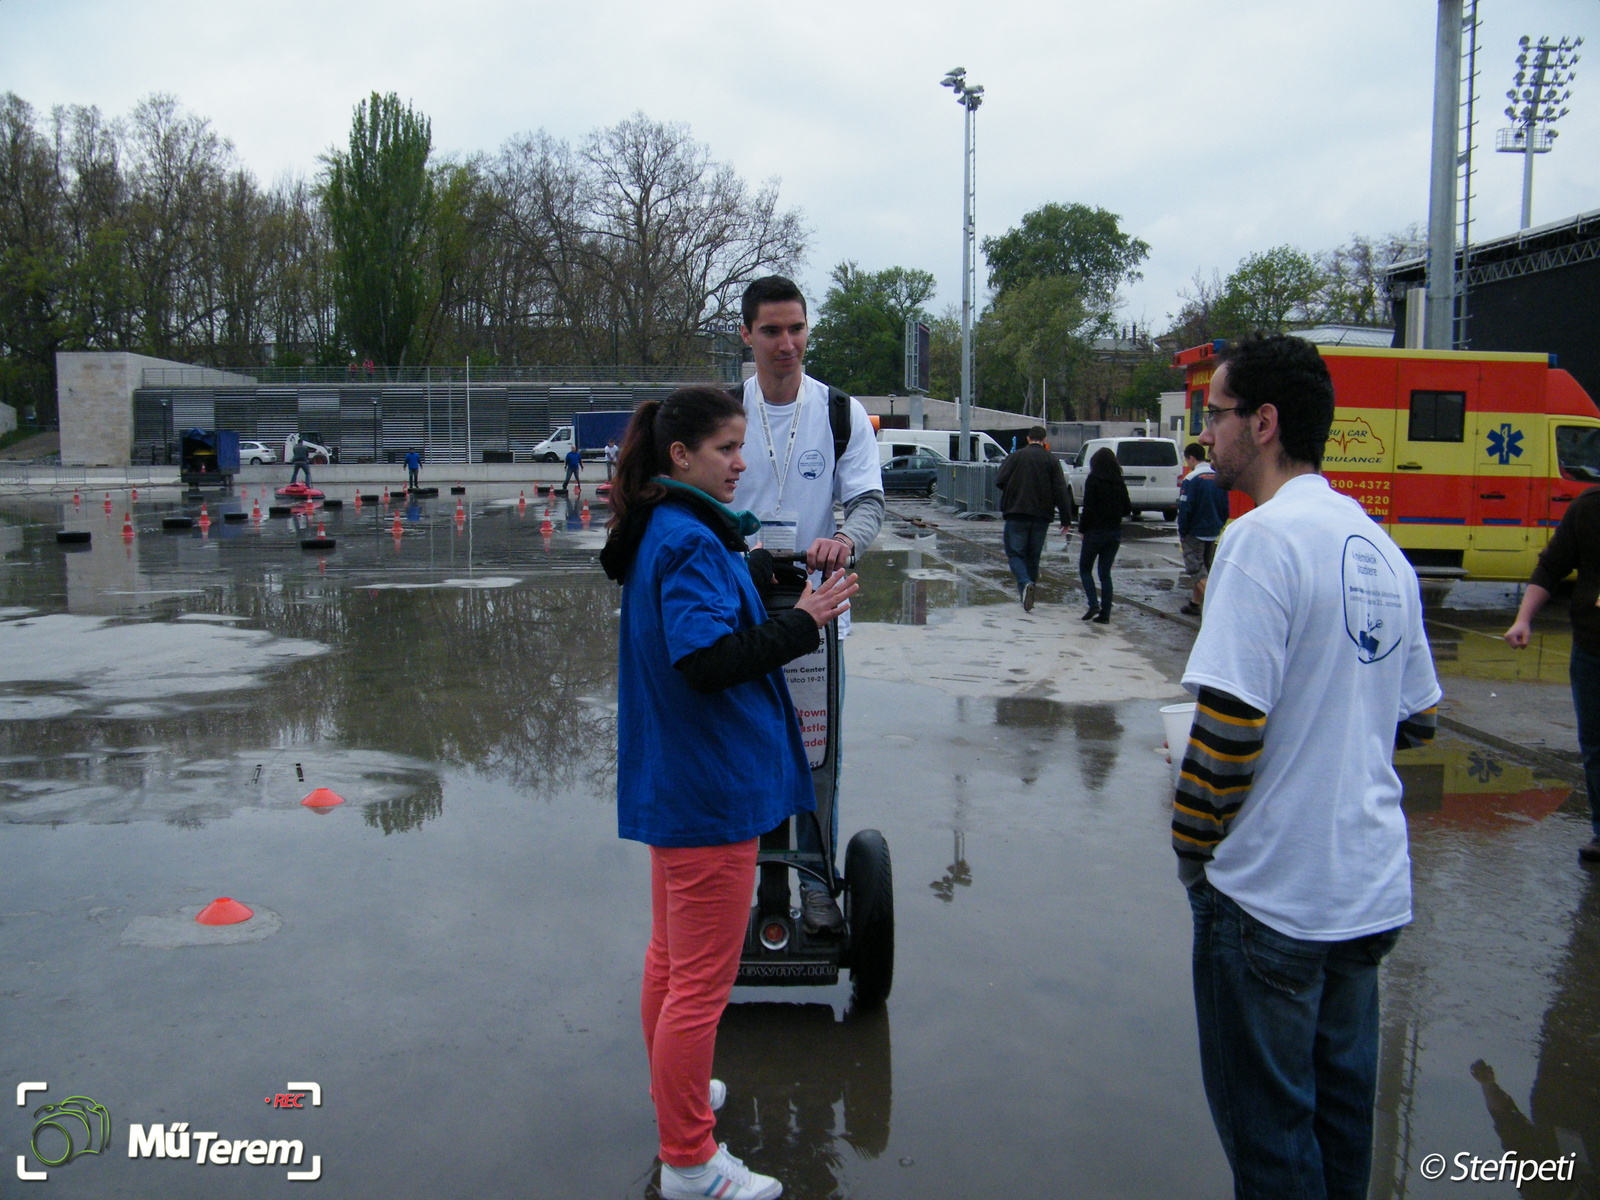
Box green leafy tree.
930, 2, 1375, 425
1215, 244, 1327, 333
1118, 358, 1184, 422
981, 201, 1149, 308
806, 260, 935, 395
984, 275, 1094, 418
322, 92, 434, 365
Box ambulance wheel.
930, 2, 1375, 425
844, 829, 894, 1009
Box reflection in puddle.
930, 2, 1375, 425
714, 1003, 892, 1194
1397, 735, 1572, 829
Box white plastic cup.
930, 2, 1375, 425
1160, 702, 1198, 786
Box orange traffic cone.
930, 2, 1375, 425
251, 496, 261, 521
382, 486, 390, 505
131, 486, 138, 500
196, 897, 253, 925
518, 490, 526, 509
198, 503, 210, 529
455, 498, 465, 522
103, 492, 112, 512
73, 489, 80, 505
122, 512, 134, 539
391, 510, 402, 536
540, 511, 553, 535
354, 491, 362, 510
316, 522, 326, 538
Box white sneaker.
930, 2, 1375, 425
709, 1078, 726, 1112
659, 1143, 781, 1200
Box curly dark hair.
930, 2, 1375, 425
1213, 333, 1335, 469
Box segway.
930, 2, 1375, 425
736, 553, 894, 1009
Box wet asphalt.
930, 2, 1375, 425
0, 483, 1595, 1199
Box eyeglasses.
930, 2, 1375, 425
1202, 405, 1255, 429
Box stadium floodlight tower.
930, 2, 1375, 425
941, 67, 983, 461
1497, 35, 1581, 230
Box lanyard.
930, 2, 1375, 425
755, 377, 806, 512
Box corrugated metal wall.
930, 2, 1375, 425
132, 381, 689, 463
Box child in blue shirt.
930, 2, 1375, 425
600, 386, 857, 1200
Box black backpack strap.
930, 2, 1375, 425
827, 386, 853, 464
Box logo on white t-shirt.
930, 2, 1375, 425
1341, 535, 1404, 664
797, 449, 825, 480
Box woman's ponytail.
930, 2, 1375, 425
607, 388, 746, 531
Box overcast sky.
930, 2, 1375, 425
4, 0, 1597, 336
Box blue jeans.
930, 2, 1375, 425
1569, 644, 1600, 838
1188, 880, 1402, 1200
1003, 517, 1051, 597
1079, 529, 1120, 614
290, 462, 310, 486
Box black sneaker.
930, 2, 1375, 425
1022, 582, 1035, 612
1581, 838, 1600, 864
1180, 602, 1202, 616
1093, 611, 1110, 624
801, 888, 845, 935
1082, 607, 1099, 621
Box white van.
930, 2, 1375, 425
1064, 437, 1182, 520
533, 427, 574, 462
877, 429, 1007, 465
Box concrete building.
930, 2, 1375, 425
57, 352, 253, 467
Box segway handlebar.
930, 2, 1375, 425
774, 550, 858, 569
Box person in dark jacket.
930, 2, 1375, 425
563, 445, 583, 491
1176, 443, 1230, 616
403, 448, 421, 491
1504, 484, 1600, 863
600, 385, 858, 1200
1078, 446, 1132, 623
995, 425, 1074, 611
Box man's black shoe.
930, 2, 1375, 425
1581, 838, 1600, 864
1180, 602, 1202, 616
801, 888, 846, 935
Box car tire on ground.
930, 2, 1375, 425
539, 453, 559, 463
249, 457, 264, 465
844, 829, 894, 1010
924, 481, 937, 498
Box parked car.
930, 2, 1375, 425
877, 429, 1007, 464
1064, 437, 1182, 520
881, 454, 941, 497
239, 440, 277, 465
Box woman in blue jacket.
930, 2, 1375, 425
600, 386, 857, 1200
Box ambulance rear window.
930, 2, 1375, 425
1408, 391, 1465, 442
1556, 426, 1600, 483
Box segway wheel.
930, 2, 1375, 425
843, 829, 894, 1009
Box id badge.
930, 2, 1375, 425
760, 511, 798, 555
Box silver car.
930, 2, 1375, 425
239, 440, 278, 465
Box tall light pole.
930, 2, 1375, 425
1425, 0, 1464, 350
1497, 35, 1581, 230
941, 67, 983, 461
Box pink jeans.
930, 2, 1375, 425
642, 839, 756, 1167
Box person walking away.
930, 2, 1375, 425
1171, 333, 1441, 1199
404, 448, 421, 492
1177, 442, 1229, 617
605, 437, 620, 482
995, 425, 1073, 611
1077, 447, 1131, 622
288, 437, 311, 488
1504, 483, 1600, 863
601, 386, 858, 1200
732, 275, 884, 936
563, 444, 583, 491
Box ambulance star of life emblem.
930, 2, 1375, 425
1486, 423, 1524, 465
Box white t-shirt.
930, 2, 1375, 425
1183, 473, 1441, 941
732, 374, 883, 635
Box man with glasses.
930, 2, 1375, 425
1172, 333, 1441, 1199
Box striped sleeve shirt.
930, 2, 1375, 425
1171, 688, 1437, 886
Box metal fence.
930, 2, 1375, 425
140, 363, 741, 388
934, 461, 1003, 514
